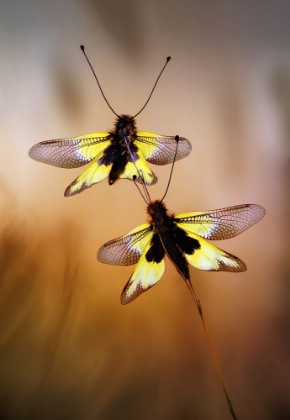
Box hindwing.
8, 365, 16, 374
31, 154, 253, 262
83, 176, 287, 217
119, 154, 157, 185
64, 153, 112, 196
176, 230, 246, 272
120, 239, 165, 304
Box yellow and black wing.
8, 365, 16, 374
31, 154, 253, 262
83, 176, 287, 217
29, 132, 112, 168
98, 224, 166, 304
120, 240, 165, 304
64, 155, 112, 196
118, 157, 157, 186
29, 132, 158, 195
173, 204, 265, 272
65, 155, 158, 196
135, 131, 191, 165
175, 204, 266, 240
178, 231, 247, 272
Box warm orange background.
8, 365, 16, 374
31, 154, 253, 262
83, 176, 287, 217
0, 1, 289, 419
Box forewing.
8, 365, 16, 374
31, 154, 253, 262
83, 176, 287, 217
29, 133, 112, 168
97, 224, 152, 266
183, 232, 246, 272
175, 204, 265, 240
120, 241, 166, 304
135, 131, 191, 165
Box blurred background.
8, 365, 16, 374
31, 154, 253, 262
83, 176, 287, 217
0, 0, 289, 419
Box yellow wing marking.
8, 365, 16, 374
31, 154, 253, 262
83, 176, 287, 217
76, 134, 111, 160
136, 131, 191, 165
29, 133, 111, 168
120, 241, 165, 304
181, 231, 246, 272
65, 150, 112, 197
120, 154, 157, 185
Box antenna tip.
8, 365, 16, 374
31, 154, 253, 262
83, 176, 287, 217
133, 175, 137, 181
80, 45, 85, 52
167, 56, 171, 62
175, 135, 179, 142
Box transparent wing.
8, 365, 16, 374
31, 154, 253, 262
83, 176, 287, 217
120, 241, 165, 305
175, 204, 265, 240
29, 132, 112, 168
97, 224, 152, 266
135, 131, 191, 165
183, 232, 247, 272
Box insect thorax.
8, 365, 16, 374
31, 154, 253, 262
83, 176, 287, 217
147, 200, 191, 279
148, 200, 174, 231
113, 115, 137, 140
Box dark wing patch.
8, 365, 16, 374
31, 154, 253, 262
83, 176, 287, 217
174, 226, 201, 254
145, 233, 165, 263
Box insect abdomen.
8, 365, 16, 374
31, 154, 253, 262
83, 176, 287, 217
108, 151, 128, 185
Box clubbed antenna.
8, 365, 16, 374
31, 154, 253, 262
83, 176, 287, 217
80, 45, 119, 118
133, 56, 171, 118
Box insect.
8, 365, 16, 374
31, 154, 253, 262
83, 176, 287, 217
98, 201, 265, 305
28, 46, 191, 197
97, 137, 266, 419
